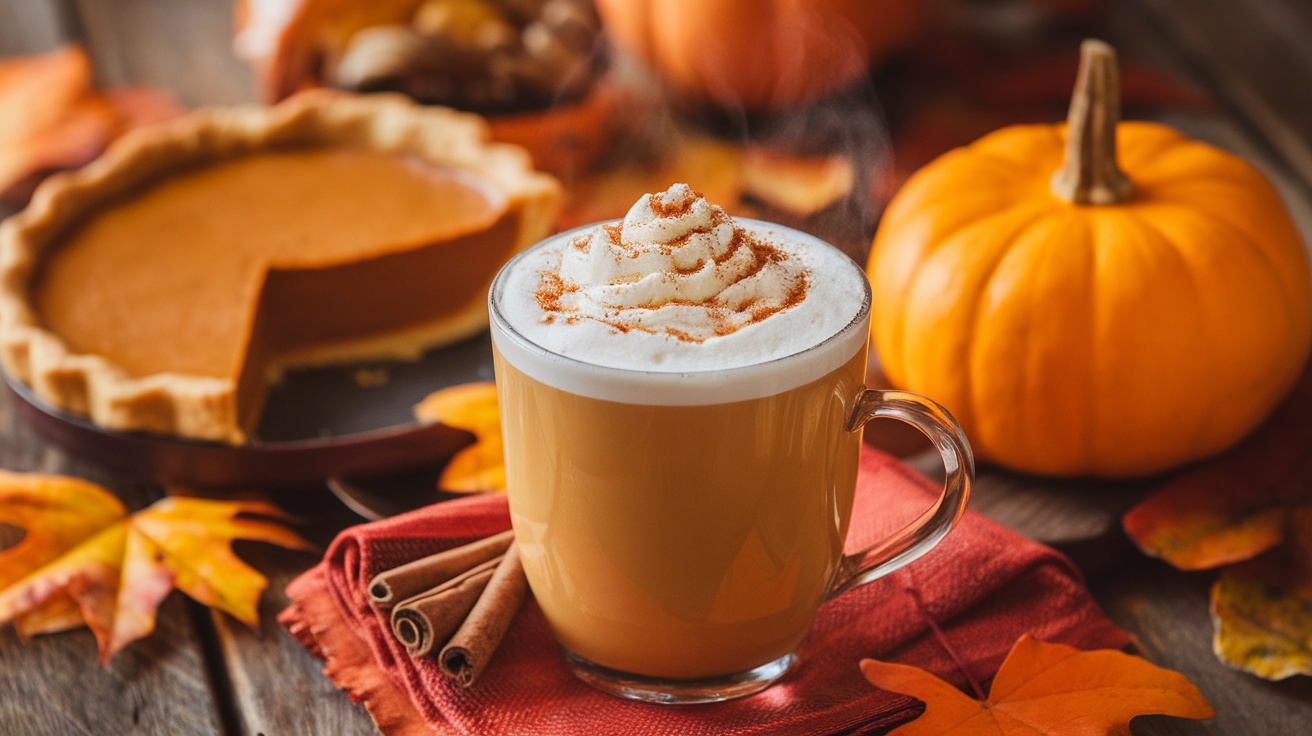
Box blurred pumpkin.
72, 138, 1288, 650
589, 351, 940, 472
595, 0, 923, 110
867, 40, 1312, 478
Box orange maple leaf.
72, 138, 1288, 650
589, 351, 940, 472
0, 46, 184, 202
1120, 366, 1312, 680
0, 470, 312, 664
414, 382, 505, 493
0, 46, 116, 201
861, 634, 1214, 735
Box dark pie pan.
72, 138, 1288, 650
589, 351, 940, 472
6, 331, 494, 490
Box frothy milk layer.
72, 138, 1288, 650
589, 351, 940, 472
491, 187, 869, 404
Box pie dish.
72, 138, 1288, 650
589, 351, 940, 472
0, 89, 559, 444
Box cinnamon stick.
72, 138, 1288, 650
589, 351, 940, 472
439, 542, 528, 688
368, 529, 514, 610
390, 556, 501, 657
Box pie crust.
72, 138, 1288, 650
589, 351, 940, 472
0, 90, 559, 444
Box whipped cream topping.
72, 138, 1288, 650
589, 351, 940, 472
493, 184, 868, 387
539, 184, 809, 343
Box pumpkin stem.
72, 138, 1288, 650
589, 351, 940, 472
1051, 39, 1134, 205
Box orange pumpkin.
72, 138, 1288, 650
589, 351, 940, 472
595, 0, 922, 110
867, 40, 1312, 478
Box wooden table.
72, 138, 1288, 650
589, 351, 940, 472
2, 0, 1311, 733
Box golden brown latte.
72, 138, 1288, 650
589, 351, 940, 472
489, 184, 874, 681
492, 344, 868, 678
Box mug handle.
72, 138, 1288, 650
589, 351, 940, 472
826, 389, 975, 599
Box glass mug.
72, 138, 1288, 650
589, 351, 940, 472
489, 222, 973, 704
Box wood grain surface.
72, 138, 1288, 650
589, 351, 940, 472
212, 549, 379, 736
1132, 0, 1312, 191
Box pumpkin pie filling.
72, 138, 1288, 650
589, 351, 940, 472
0, 91, 560, 444
33, 148, 519, 438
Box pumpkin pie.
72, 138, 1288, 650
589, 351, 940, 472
0, 90, 559, 444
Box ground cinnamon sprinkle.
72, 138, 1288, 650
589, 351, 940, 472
649, 187, 700, 218
665, 327, 700, 343
710, 311, 736, 338
536, 198, 812, 343
713, 230, 744, 265
749, 276, 809, 324
664, 230, 693, 254
725, 236, 784, 285
535, 271, 565, 312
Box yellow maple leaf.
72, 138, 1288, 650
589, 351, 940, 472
0, 471, 312, 663
414, 381, 504, 493
0, 472, 125, 638
1210, 507, 1312, 680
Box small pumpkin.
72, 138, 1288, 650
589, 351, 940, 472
867, 40, 1312, 478
594, 0, 922, 110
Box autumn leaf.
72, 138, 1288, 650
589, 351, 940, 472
0, 471, 312, 663
0, 472, 126, 638
1210, 508, 1312, 680
0, 46, 115, 201
0, 46, 184, 203
1123, 366, 1312, 570
414, 382, 505, 493
861, 634, 1214, 735
1120, 367, 1312, 680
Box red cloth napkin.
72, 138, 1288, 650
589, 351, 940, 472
281, 447, 1128, 735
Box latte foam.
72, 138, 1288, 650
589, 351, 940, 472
491, 185, 869, 403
